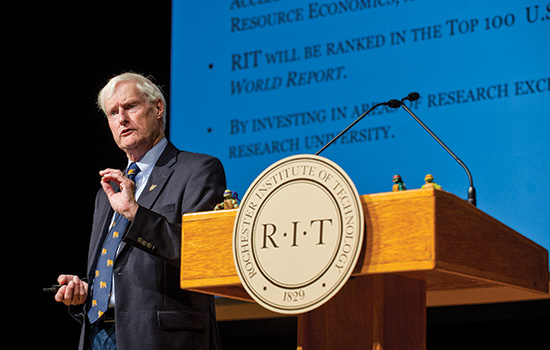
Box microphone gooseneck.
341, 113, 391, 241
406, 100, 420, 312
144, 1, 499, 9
400, 92, 476, 206
315, 99, 401, 156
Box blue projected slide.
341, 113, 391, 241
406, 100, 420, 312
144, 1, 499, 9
170, 0, 549, 250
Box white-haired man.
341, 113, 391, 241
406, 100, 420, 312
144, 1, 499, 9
54, 72, 226, 350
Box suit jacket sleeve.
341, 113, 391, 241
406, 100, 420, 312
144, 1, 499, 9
123, 154, 226, 267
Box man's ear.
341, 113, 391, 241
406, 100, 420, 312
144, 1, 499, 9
155, 99, 164, 119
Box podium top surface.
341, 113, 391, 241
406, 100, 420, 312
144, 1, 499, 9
180, 189, 548, 305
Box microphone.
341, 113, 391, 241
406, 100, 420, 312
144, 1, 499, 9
404, 92, 420, 102
400, 92, 476, 206
315, 99, 402, 156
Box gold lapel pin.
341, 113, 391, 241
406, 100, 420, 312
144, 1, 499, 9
149, 184, 158, 192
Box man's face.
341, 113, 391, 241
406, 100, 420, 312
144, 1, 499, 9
104, 81, 163, 159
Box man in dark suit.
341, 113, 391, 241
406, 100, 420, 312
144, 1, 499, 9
54, 73, 226, 349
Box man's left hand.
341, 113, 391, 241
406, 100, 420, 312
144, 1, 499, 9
100, 168, 139, 221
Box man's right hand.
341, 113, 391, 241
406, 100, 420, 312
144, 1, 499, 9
54, 275, 88, 306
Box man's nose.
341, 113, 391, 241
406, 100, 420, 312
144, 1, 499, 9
115, 109, 130, 124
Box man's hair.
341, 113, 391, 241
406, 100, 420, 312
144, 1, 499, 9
97, 72, 167, 129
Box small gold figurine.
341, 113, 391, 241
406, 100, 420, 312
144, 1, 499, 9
214, 189, 240, 210
421, 174, 442, 190
392, 175, 406, 191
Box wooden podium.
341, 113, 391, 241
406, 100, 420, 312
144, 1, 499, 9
180, 189, 548, 349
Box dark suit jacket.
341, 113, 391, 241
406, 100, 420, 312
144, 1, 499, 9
77, 142, 226, 350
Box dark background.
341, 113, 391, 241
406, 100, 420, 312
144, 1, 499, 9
25, 1, 547, 349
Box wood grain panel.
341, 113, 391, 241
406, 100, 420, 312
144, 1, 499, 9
181, 189, 548, 300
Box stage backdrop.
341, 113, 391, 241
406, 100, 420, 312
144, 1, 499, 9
170, 0, 549, 251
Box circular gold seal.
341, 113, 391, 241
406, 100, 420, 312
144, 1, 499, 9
233, 155, 364, 314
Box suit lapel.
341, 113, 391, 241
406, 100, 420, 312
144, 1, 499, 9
88, 196, 116, 278
136, 141, 178, 209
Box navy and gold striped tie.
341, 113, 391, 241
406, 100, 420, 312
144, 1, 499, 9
88, 163, 140, 323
